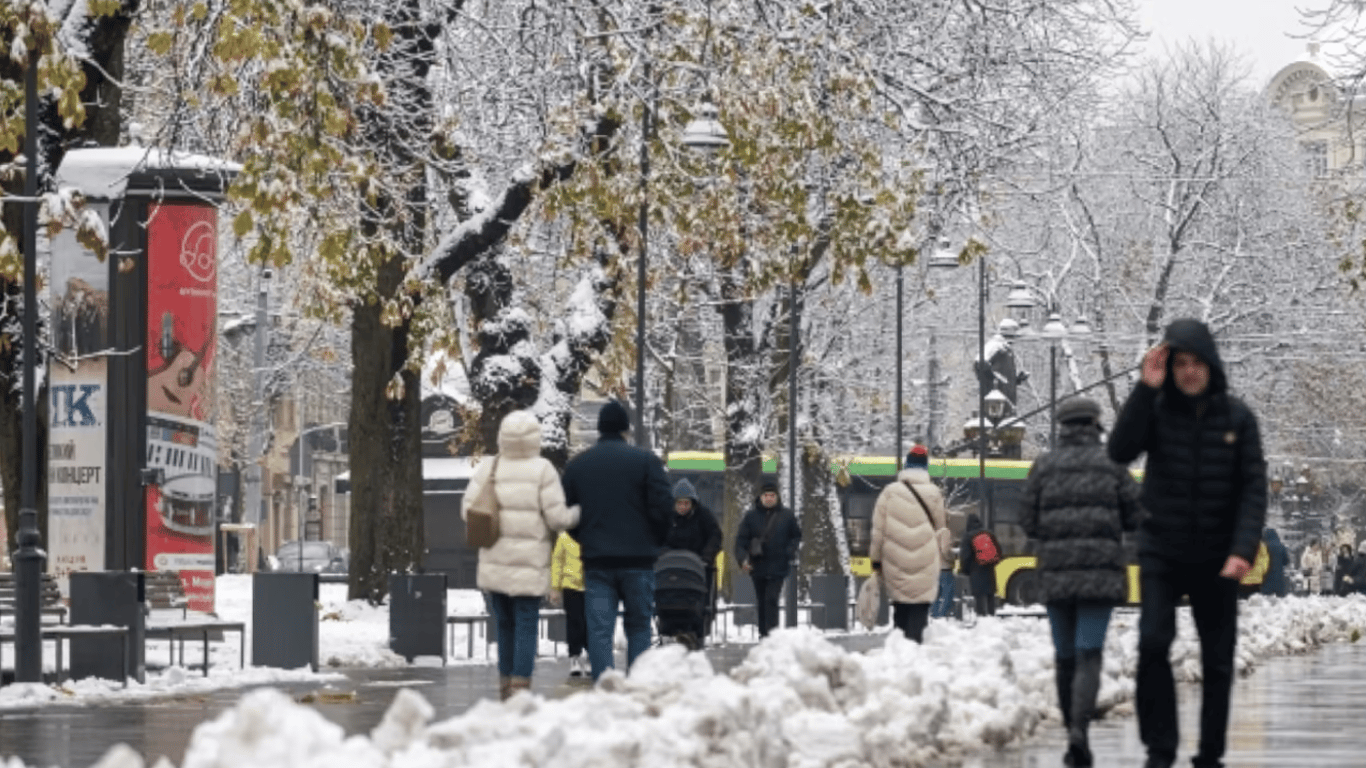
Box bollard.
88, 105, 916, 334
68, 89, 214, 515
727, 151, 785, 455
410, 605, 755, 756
12, 508, 44, 683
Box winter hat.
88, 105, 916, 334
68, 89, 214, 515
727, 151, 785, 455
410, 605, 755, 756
759, 481, 780, 495
597, 400, 631, 434
905, 444, 929, 468
673, 478, 697, 501
1055, 396, 1101, 426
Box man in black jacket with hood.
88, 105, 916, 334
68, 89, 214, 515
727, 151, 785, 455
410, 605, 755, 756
1108, 319, 1267, 768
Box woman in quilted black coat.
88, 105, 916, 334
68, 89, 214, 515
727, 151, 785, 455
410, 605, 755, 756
1021, 396, 1144, 768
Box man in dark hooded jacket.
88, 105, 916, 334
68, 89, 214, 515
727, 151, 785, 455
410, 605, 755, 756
735, 482, 801, 637
1107, 319, 1267, 768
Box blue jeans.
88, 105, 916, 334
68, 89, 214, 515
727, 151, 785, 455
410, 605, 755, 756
584, 568, 655, 681
1046, 601, 1113, 658
930, 570, 956, 618
489, 592, 540, 678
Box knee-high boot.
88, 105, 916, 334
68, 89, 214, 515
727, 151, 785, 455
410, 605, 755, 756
1055, 656, 1076, 729
1066, 648, 1103, 767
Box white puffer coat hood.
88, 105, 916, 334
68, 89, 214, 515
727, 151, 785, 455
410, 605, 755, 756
462, 411, 579, 596
869, 468, 953, 603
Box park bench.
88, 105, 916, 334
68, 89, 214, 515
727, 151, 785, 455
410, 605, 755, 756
0, 573, 67, 624
141, 571, 245, 676
0, 625, 130, 687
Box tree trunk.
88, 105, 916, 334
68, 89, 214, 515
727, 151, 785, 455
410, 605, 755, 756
717, 270, 764, 599
345, 0, 434, 603
347, 255, 424, 603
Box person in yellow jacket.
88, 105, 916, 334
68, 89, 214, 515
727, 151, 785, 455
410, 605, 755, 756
549, 532, 588, 677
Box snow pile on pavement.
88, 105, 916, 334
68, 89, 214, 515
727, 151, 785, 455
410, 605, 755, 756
55, 594, 1366, 768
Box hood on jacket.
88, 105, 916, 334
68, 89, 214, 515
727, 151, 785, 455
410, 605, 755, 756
1161, 318, 1228, 398
497, 410, 543, 459
1059, 419, 1104, 446
1263, 527, 1283, 549
673, 478, 698, 502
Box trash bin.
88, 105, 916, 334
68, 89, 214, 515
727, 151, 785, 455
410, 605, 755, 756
807, 573, 849, 631
69, 571, 146, 684
389, 573, 447, 663
252, 572, 319, 671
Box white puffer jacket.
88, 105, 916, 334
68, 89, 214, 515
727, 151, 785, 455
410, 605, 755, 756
462, 411, 579, 596
869, 468, 952, 604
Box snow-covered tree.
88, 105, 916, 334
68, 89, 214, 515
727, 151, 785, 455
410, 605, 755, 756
0, 0, 137, 549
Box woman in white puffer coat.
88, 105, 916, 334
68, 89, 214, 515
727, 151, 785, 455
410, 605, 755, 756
869, 444, 953, 642
462, 410, 579, 699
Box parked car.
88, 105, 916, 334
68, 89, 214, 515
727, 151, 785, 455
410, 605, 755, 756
272, 540, 349, 580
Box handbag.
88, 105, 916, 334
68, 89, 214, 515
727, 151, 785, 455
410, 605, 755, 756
748, 508, 782, 559
465, 457, 502, 548
856, 573, 882, 629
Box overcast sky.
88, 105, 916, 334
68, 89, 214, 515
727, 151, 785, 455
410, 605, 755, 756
1139, 0, 1321, 83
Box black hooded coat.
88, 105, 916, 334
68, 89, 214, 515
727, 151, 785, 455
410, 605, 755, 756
1021, 419, 1145, 604
1107, 319, 1267, 565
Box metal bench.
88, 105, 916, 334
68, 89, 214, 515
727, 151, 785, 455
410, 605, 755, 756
141, 571, 244, 676
0, 625, 129, 687
0, 574, 67, 624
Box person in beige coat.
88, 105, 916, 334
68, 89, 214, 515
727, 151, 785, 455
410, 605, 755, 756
869, 444, 953, 642
462, 410, 579, 700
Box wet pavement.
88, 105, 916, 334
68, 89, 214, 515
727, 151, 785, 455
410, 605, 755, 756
1, 637, 1364, 767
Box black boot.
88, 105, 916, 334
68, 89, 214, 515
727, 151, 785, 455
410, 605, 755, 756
1055, 655, 1076, 730
1066, 648, 1103, 767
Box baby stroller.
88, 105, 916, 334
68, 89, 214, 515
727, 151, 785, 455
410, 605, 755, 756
654, 549, 711, 650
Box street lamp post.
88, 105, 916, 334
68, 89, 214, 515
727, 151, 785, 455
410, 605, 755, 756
1004, 281, 1091, 451
15, 53, 45, 683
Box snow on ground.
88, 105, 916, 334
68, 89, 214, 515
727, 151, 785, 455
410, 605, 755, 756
3, 577, 1366, 768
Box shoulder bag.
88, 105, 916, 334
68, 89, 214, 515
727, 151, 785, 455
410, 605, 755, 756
465, 457, 502, 548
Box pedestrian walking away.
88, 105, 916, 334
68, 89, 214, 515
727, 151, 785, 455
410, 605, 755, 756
549, 532, 588, 678
958, 513, 1000, 618
735, 481, 802, 638
1107, 318, 1267, 768
560, 400, 674, 681
1020, 396, 1144, 767
869, 444, 953, 643
461, 410, 580, 701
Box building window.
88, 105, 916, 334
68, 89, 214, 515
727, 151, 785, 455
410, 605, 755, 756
1304, 140, 1328, 177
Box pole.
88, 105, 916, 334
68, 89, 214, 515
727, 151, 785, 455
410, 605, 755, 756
296, 433, 304, 572
16, 55, 45, 682
1049, 344, 1058, 451
927, 329, 939, 450
785, 280, 799, 630
895, 263, 903, 463
634, 55, 651, 449
977, 252, 989, 529
245, 272, 268, 541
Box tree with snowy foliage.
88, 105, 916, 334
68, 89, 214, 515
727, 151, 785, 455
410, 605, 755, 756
0, 0, 138, 549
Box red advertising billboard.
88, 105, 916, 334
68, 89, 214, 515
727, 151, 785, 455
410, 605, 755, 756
145, 202, 218, 612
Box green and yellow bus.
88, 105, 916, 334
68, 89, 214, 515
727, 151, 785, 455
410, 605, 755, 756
664, 451, 1177, 605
